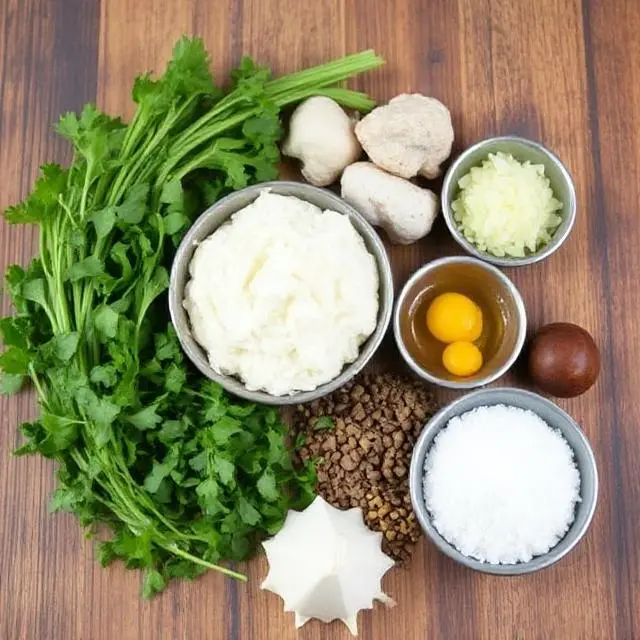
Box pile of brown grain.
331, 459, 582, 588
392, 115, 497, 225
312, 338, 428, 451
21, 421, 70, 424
291, 371, 438, 562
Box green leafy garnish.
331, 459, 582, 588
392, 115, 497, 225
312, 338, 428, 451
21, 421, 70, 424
312, 416, 335, 431
0, 37, 380, 595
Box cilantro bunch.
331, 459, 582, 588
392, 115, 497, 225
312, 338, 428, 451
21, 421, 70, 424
0, 37, 383, 596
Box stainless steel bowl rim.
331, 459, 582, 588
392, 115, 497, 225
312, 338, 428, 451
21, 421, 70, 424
409, 387, 599, 575
169, 181, 394, 405
441, 135, 577, 267
393, 256, 527, 390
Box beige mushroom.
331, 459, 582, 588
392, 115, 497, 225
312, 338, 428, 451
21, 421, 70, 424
355, 94, 454, 179
341, 162, 439, 245
282, 96, 361, 187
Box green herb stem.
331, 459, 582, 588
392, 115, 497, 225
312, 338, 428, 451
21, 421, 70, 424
264, 50, 382, 94
1, 39, 379, 596
166, 545, 247, 581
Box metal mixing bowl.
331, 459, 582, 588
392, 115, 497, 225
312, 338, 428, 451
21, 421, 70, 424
441, 136, 577, 267
394, 256, 527, 390
169, 181, 394, 405
409, 387, 598, 575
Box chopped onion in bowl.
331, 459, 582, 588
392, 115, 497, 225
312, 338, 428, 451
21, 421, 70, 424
452, 151, 563, 258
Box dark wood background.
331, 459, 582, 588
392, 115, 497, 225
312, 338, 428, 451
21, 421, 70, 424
1, 0, 638, 638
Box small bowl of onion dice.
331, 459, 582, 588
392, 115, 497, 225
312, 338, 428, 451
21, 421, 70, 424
441, 136, 577, 267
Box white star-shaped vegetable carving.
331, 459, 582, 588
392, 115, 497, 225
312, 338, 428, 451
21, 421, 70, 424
261, 496, 395, 635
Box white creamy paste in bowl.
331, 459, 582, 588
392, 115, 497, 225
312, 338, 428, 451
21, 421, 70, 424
183, 191, 379, 396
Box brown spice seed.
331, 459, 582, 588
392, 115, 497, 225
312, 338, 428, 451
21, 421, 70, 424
340, 455, 357, 471
290, 371, 439, 563
322, 435, 336, 451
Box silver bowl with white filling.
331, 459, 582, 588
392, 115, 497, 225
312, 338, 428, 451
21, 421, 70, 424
169, 181, 394, 405
409, 387, 598, 575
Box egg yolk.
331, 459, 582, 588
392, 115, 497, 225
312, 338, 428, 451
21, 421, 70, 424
426, 292, 483, 343
442, 341, 483, 377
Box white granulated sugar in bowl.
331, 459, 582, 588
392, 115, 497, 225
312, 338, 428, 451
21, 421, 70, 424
183, 191, 379, 396
423, 404, 581, 564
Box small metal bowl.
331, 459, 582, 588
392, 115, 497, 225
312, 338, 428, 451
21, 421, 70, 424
394, 256, 526, 390
441, 136, 577, 267
409, 387, 598, 575
169, 181, 394, 406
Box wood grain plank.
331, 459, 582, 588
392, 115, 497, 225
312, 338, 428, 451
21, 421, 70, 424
0, 0, 638, 638
189, 4, 246, 637
0, 1, 100, 640
93, 4, 241, 640
234, 3, 355, 638
344, 2, 484, 639
584, 0, 640, 635
472, 1, 618, 636
346, 0, 458, 291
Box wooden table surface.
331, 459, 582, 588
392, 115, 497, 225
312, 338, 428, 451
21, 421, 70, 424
1, 0, 639, 638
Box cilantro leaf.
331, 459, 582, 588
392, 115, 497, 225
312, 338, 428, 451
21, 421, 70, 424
144, 448, 179, 493
266, 430, 291, 467
0, 37, 385, 597
76, 388, 120, 446
142, 570, 166, 599
89, 207, 117, 239
312, 416, 335, 431
110, 242, 133, 281
22, 278, 49, 308
159, 179, 183, 206
158, 420, 185, 444
4, 165, 67, 224
90, 365, 118, 387
256, 470, 278, 502
117, 183, 149, 225
155, 330, 181, 361
4, 265, 26, 298
189, 450, 208, 473
0, 372, 24, 395
0, 347, 31, 374
50, 484, 83, 513
196, 478, 227, 516
164, 212, 188, 235
164, 363, 186, 394
0, 317, 29, 350
214, 455, 235, 487
50, 333, 80, 362
39, 413, 80, 456
67, 256, 104, 282
210, 416, 242, 443
237, 497, 261, 526
94, 305, 119, 341
56, 112, 80, 141
126, 404, 162, 431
